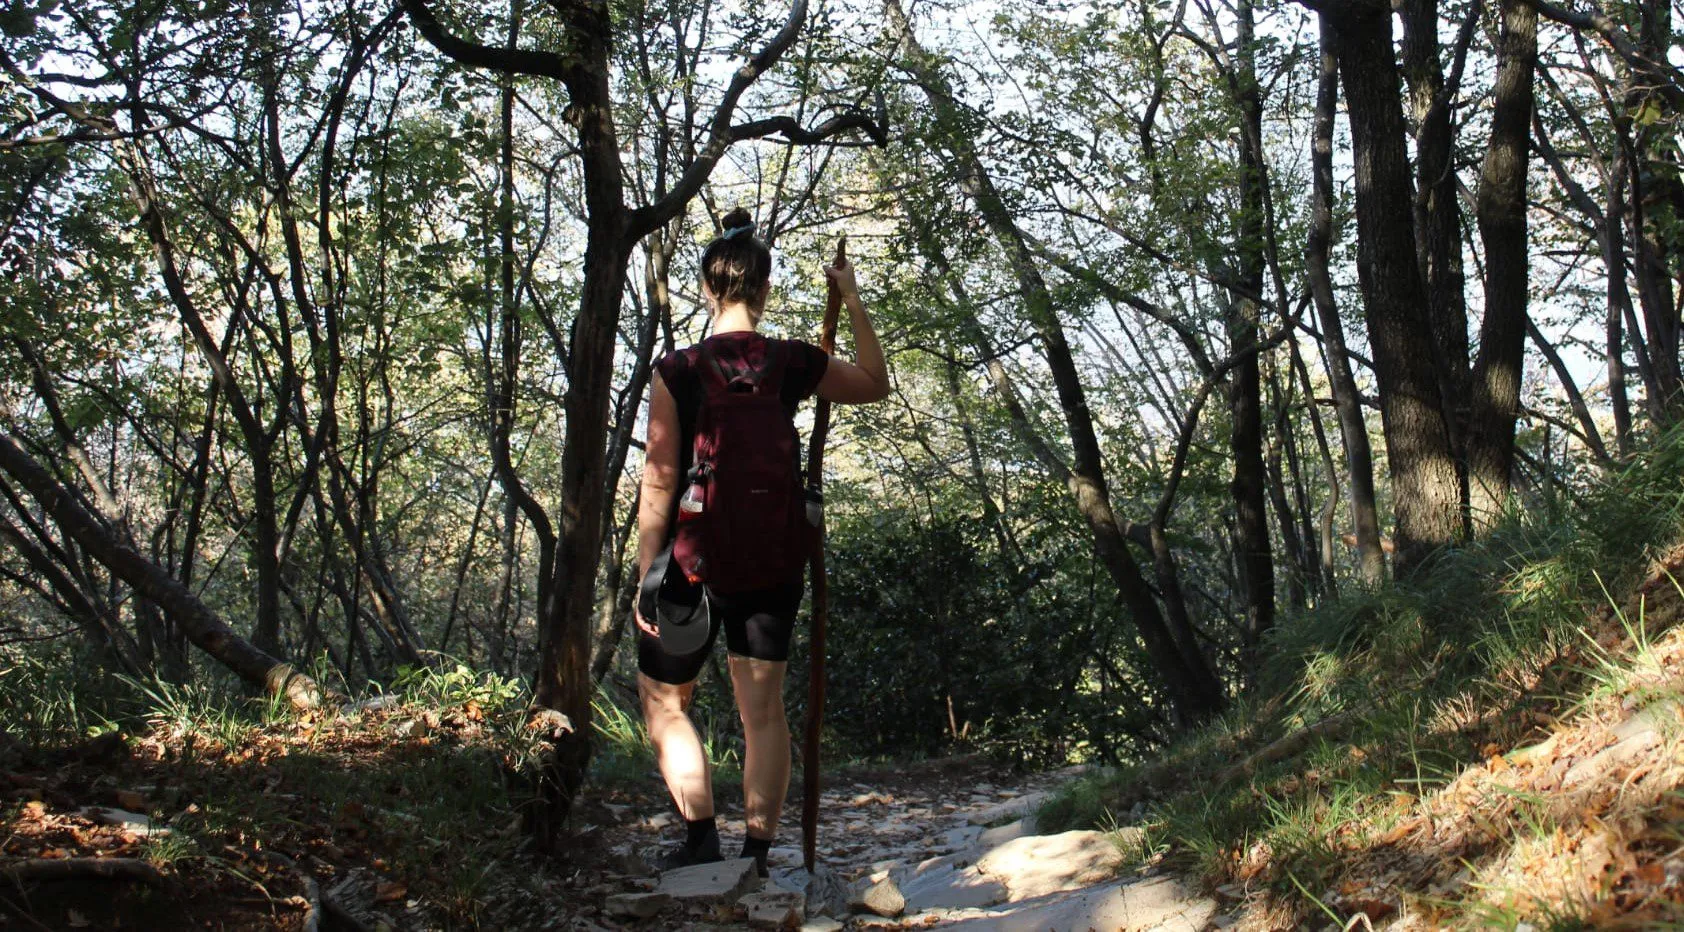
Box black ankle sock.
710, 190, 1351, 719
685, 816, 718, 850
741, 833, 772, 863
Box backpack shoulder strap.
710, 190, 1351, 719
752, 339, 789, 396
697, 338, 788, 396
696, 342, 733, 395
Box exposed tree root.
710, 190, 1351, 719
1, 857, 165, 886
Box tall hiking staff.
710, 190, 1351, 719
802, 237, 846, 872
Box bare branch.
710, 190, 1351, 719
399, 0, 572, 80
637, 0, 857, 236
729, 110, 887, 147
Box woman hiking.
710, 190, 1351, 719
634, 208, 889, 874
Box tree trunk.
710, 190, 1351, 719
1307, 18, 1385, 585
1467, 0, 1536, 532
1323, 2, 1463, 574
1229, 0, 1275, 666
1400, 0, 1472, 467
1607, 149, 1635, 458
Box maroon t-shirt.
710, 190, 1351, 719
654, 331, 830, 483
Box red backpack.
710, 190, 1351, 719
671, 340, 814, 593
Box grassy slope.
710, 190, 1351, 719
1039, 435, 1684, 929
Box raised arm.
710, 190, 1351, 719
816, 257, 890, 404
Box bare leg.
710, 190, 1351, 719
639, 672, 714, 820
729, 654, 790, 840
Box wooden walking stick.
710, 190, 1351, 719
802, 237, 846, 873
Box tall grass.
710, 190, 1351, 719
1037, 427, 1684, 917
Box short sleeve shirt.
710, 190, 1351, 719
654, 331, 830, 482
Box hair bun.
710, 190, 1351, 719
720, 208, 755, 238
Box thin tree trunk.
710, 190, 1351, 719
1307, 18, 1384, 585
886, 0, 1223, 723
1467, 0, 1537, 532
1607, 150, 1635, 457
590, 488, 639, 684
1229, 0, 1276, 666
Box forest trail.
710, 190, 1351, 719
603, 760, 1219, 930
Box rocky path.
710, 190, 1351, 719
603, 760, 1220, 930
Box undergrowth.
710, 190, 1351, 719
1039, 429, 1684, 928
0, 649, 742, 926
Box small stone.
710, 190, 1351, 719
854, 877, 905, 918
791, 865, 851, 918
800, 919, 844, 932
656, 857, 762, 906
604, 892, 672, 919
741, 890, 805, 929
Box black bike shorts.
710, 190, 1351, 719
637, 581, 804, 685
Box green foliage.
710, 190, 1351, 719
391, 662, 526, 715
0, 644, 134, 744
803, 506, 1155, 765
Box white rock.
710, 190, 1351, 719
976, 830, 1126, 901
785, 865, 851, 918
81, 807, 170, 838
893, 857, 1008, 912
967, 792, 1047, 826
656, 857, 762, 906
853, 877, 905, 917
935, 875, 1217, 931
976, 817, 1037, 850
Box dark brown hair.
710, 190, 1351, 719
701, 208, 772, 309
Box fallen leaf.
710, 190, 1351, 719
375, 881, 407, 902
1344, 898, 1396, 921
113, 790, 148, 810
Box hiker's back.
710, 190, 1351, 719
656, 332, 828, 593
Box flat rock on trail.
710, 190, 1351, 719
598, 758, 1218, 930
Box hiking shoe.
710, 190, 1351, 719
655, 831, 723, 872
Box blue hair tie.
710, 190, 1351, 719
721, 223, 754, 240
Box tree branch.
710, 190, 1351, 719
1519, 0, 1684, 107
729, 110, 887, 147
635, 0, 833, 236
399, 0, 572, 80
